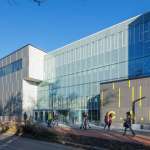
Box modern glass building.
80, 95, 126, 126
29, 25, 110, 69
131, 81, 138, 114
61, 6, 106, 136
99, 12, 150, 125
35, 12, 150, 124
0, 12, 150, 124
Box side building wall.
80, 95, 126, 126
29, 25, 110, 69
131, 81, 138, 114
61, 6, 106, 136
100, 77, 150, 125
23, 45, 46, 118
0, 45, 46, 121
0, 46, 29, 121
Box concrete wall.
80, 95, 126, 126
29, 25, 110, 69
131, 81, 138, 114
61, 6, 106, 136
100, 77, 150, 125
0, 45, 46, 120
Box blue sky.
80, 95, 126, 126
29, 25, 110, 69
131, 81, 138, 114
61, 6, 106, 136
0, 0, 150, 58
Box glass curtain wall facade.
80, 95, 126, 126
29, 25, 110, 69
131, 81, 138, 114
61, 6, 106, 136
37, 16, 137, 124
128, 12, 150, 77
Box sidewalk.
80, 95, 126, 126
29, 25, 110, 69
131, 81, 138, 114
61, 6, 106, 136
59, 123, 150, 134
55, 123, 150, 146
32, 122, 150, 149
41, 121, 150, 136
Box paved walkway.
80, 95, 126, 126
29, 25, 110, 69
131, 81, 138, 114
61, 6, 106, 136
49, 125, 150, 146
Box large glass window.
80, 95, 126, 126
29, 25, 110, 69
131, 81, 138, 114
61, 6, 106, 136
144, 21, 149, 32
0, 59, 22, 78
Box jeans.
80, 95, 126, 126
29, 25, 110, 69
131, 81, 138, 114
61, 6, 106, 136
123, 126, 135, 136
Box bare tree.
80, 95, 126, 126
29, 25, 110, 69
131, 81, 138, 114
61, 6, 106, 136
33, 0, 48, 6
7, 0, 48, 6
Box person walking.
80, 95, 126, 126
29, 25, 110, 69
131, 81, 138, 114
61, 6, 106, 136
104, 112, 109, 130
23, 112, 28, 126
54, 113, 59, 127
47, 112, 52, 128
80, 112, 86, 129
83, 112, 88, 130
86, 112, 91, 129
123, 112, 135, 136
108, 113, 113, 130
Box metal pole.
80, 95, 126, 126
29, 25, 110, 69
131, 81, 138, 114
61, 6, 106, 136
132, 96, 145, 124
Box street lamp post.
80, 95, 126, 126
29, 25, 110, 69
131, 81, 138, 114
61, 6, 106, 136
132, 96, 145, 124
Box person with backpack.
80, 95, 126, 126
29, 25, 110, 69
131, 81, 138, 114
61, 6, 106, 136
123, 112, 135, 136
104, 112, 109, 130
104, 112, 113, 130
83, 112, 91, 130
108, 113, 113, 130
80, 112, 91, 130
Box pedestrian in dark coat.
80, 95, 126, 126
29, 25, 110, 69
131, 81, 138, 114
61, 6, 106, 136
108, 113, 113, 130
104, 112, 109, 130
123, 112, 135, 136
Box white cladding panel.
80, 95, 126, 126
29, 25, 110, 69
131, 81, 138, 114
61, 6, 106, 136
0, 45, 46, 119
28, 45, 46, 81
22, 80, 38, 116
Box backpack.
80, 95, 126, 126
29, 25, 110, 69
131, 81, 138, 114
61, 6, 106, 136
123, 121, 129, 128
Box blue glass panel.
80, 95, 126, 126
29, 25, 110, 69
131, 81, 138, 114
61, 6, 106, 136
128, 12, 150, 78
0, 59, 22, 78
